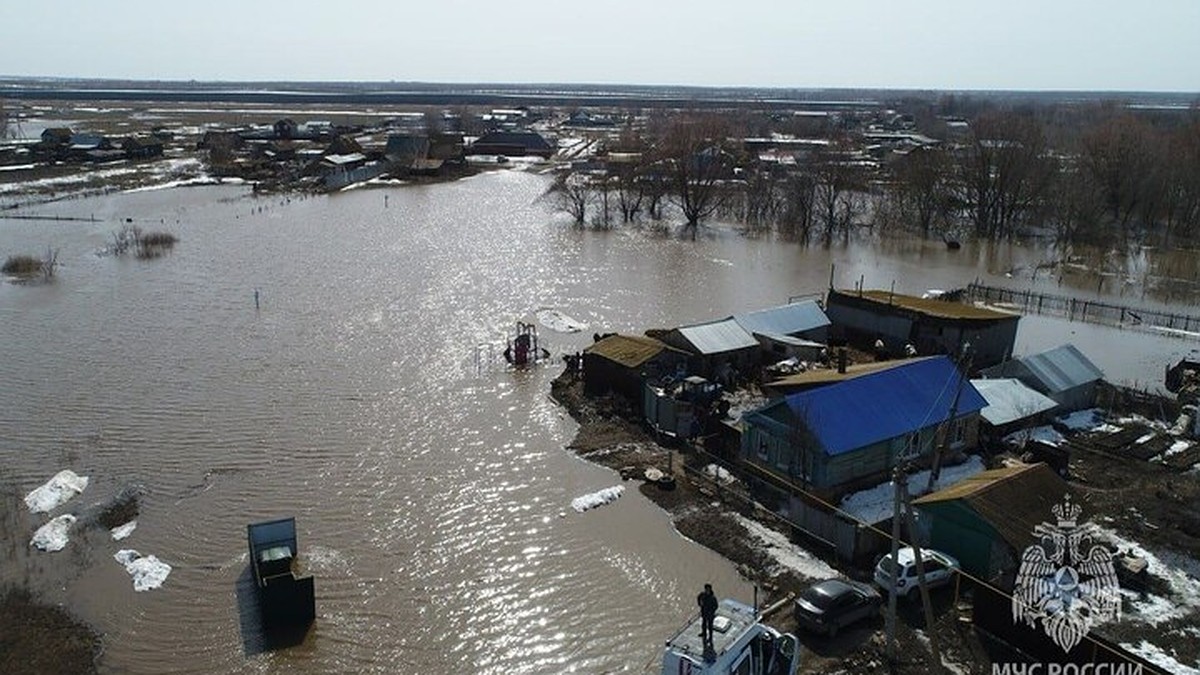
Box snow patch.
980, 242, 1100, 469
1096, 527, 1200, 626
703, 464, 737, 485
30, 514, 76, 552
110, 520, 137, 541
1120, 640, 1200, 675
1162, 439, 1192, 458
1057, 408, 1106, 432
571, 486, 624, 513
114, 550, 172, 591
24, 470, 89, 513
840, 456, 987, 525
1003, 425, 1065, 448
735, 515, 838, 580
535, 308, 587, 333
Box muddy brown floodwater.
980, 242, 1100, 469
1, 170, 1197, 674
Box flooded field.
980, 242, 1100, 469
1, 170, 1197, 673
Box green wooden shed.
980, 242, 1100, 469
913, 462, 1073, 582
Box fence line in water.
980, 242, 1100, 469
966, 282, 1200, 340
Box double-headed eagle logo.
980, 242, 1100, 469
1012, 495, 1121, 652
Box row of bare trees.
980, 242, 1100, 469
549, 106, 1200, 247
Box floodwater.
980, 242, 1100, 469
0, 170, 1196, 674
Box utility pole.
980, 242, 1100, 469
903, 483, 943, 670
885, 464, 904, 662
926, 343, 972, 494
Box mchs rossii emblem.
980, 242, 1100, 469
1012, 495, 1121, 652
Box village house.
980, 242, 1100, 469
824, 288, 1020, 370
981, 343, 1103, 412
913, 462, 1070, 582
121, 136, 164, 159
731, 299, 831, 362
659, 319, 760, 385
582, 334, 688, 401
469, 130, 555, 158
740, 355, 986, 500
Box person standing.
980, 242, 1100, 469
697, 583, 718, 644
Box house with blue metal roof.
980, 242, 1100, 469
740, 355, 986, 498
981, 344, 1103, 412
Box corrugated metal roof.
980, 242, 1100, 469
677, 319, 758, 355
584, 334, 680, 368
757, 333, 825, 348
970, 378, 1059, 426
842, 289, 1019, 321
1018, 344, 1104, 393
733, 300, 830, 337
914, 463, 1070, 553
783, 355, 985, 456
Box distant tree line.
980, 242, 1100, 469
549, 99, 1200, 249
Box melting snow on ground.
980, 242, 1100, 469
30, 514, 76, 552
535, 308, 588, 333
114, 550, 172, 591
840, 455, 987, 524
1096, 527, 1200, 627
703, 464, 737, 485
24, 470, 89, 513
1119, 640, 1200, 675
1057, 408, 1107, 432
110, 520, 137, 541
1162, 439, 1193, 459
1003, 425, 1066, 448
571, 486, 624, 513
735, 515, 838, 580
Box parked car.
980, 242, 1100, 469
873, 547, 960, 598
793, 579, 881, 637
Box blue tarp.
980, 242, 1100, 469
784, 355, 985, 456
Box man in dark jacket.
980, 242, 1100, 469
697, 583, 718, 645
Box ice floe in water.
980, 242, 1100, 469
110, 520, 138, 541
535, 308, 588, 333
114, 550, 172, 591
571, 486, 624, 513
31, 514, 77, 552
24, 470, 89, 513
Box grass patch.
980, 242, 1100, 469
0, 586, 100, 675
2, 255, 43, 276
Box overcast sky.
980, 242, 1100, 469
3, 0, 1198, 91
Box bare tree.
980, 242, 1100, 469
1080, 114, 1158, 230
547, 172, 591, 225
781, 169, 817, 243
657, 115, 736, 234
812, 139, 863, 244
892, 145, 951, 238
951, 112, 1055, 239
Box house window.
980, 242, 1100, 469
951, 418, 967, 446
757, 440, 769, 462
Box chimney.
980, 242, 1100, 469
837, 348, 847, 374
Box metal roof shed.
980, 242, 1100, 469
1019, 344, 1103, 394
676, 319, 758, 355
984, 344, 1103, 411
733, 300, 831, 339
970, 378, 1059, 427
